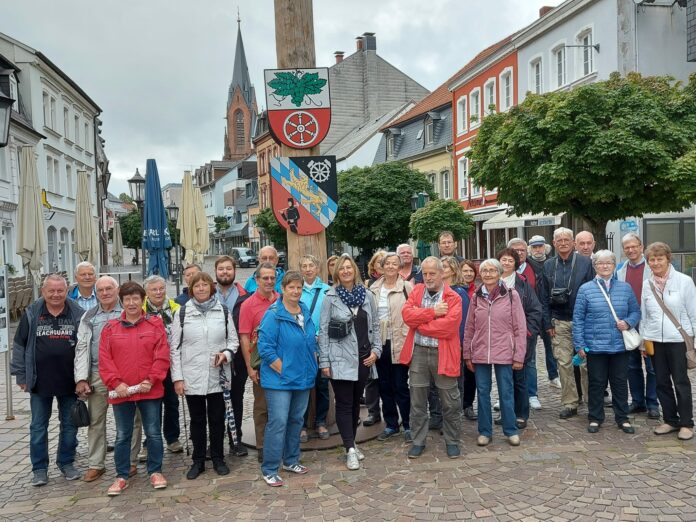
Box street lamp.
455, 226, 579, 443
410, 191, 431, 259
128, 168, 146, 279
0, 68, 16, 148
166, 202, 180, 295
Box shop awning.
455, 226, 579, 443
222, 223, 248, 238
482, 211, 564, 230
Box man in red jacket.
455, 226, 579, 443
401, 257, 462, 459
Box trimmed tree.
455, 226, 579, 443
467, 72, 696, 248
119, 210, 142, 264
331, 162, 436, 254
255, 207, 288, 250
409, 199, 474, 244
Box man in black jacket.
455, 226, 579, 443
541, 228, 594, 419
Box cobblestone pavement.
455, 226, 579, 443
1, 263, 696, 520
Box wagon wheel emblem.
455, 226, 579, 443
307, 160, 331, 183
283, 111, 319, 147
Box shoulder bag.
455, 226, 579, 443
649, 281, 696, 369
596, 281, 641, 351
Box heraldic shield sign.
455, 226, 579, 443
264, 68, 331, 150
270, 156, 338, 236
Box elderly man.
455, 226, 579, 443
174, 264, 202, 305
11, 274, 85, 486
244, 246, 285, 293
401, 257, 462, 459
75, 276, 140, 481
141, 276, 182, 457
438, 231, 463, 262
616, 232, 659, 419
542, 228, 594, 419
239, 263, 280, 462
575, 231, 596, 257
397, 243, 423, 283
69, 261, 98, 311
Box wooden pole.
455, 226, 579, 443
273, 0, 327, 280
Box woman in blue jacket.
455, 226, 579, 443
573, 250, 640, 434
257, 271, 318, 487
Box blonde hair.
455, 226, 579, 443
441, 256, 462, 285
333, 254, 363, 287
367, 250, 387, 276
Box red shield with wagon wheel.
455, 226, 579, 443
264, 68, 331, 150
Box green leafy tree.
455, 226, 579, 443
214, 216, 230, 233
468, 72, 696, 248
255, 207, 288, 249
118, 192, 133, 204
331, 162, 436, 254
119, 211, 142, 263
410, 199, 474, 244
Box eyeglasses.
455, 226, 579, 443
259, 276, 276, 281
595, 262, 615, 267
480, 269, 499, 275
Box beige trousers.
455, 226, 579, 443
551, 320, 588, 409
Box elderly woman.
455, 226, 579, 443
319, 254, 381, 470
572, 250, 640, 434
462, 259, 527, 447
459, 259, 478, 420
641, 242, 696, 441
369, 252, 412, 442
327, 255, 339, 286
299, 255, 331, 442
170, 272, 239, 480
99, 282, 170, 496
496, 249, 542, 429
365, 250, 387, 287
257, 272, 319, 487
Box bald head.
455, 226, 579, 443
575, 231, 596, 257
258, 246, 278, 267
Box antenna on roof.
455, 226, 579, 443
237, 6, 241, 28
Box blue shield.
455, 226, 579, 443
143, 159, 172, 278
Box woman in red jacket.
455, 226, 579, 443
99, 281, 170, 497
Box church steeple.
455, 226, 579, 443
224, 14, 257, 161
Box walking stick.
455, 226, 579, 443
180, 395, 190, 456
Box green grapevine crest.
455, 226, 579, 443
267, 71, 327, 107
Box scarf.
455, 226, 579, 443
146, 299, 174, 326
482, 282, 503, 302
192, 295, 218, 315
336, 283, 366, 308
652, 265, 671, 294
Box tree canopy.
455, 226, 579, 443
410, 199, 474, 244
255, 207, 288, 249
467, 72, 696, 245
214, 216, 230, 233
331, 162, 436, 254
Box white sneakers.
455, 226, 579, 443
529, 396, 542, 410
549, 378, 562, 389
346, 448, 360, 470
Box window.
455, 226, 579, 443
532, 59, 543, 94
428, 173, 437, 193
424, 119, 434, 145
46, 156, 54, 192
42, 92, 50, 126
499, 69, 513, 111
469, 88, 481, 128
553, 46, 566, 88
645, 219, 695, 253
578, 30, 594, 76
66, 164, 73, 197
59, 228, 69, 272
386, 134, 395, 158
456, 96, 467, 134
441, 170, 451, 200
235, 110, 245, 148
74, 115, 80, 143
53, 159, 60, 193
9, 75, 18, 111
483, 79, 496, 116
471, 182, 482, 197
457, 157, 468, 199
47, 227, 57, 271
84, 122, 89, 149
64, 108, 70, 137
50, 97, 56, 130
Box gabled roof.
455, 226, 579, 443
381, 83, 450, 130
447, 33, 517, 91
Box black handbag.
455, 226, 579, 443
71, 398, 90, 428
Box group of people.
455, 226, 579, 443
10, 230, 696, 494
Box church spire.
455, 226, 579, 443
227, 15, 255, 111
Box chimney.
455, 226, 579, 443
334, 51, 345, 63
539, 6, 554, 18
356, 37, 363, 51
362, 32, 377, 51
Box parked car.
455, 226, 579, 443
231, 247, 258, 268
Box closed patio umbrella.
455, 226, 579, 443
143, 159, 172, 278
177, 171, 197, 265
112, 218, 124, 266
16, 146, 46, 293
75, 170, 97, 264
193, 186, 209, 265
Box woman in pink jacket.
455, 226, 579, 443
462, 259, 527, 448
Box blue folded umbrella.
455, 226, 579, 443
143, 159, 172, 278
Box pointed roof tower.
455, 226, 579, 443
227, 11, 255, 111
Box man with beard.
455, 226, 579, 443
215, 255, 249, 456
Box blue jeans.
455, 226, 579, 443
29, 394, 78, 472
112, 399, 163, 478
627, 349, 658, 410
526, 336, 538, 397
262, 388, 310, 476
475, 364, 517, 438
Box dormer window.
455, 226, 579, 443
424, 118, 434, 145
387, 134, 395, 158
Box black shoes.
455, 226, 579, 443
231, 444, 248, 457
463, 407, 477, 421
618, 422, 635, 434
647, 409, 661, 420
408, 445, 425, 459
213, 460, 230, 476
257, 449, 264, 463
628, 403, 647, 414
587, 422, 600, 433
363, 415, 380, 427
186, 461, 205, 480
559, 408, 578, 419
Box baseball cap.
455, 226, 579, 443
529, 235, 546, 246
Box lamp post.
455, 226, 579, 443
0, 68, 16, 148
128, 168, 146, 280
166, 202, 180, 295
410, 191, 431, 259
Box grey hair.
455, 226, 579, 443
74, 261, 96, 276
479, 258, 503, 276
299, 254, 320, 269
591, 249, 616, 267
621, 232, 642, 246
43, 273, 68, 288
507, 237, 527, 248
553, 227, 574, 241
420, 256, 443, 271
396, 243, 412, 254
143, 275, 166, 289
183, 263, 202, 273
381, 252, 403, 269
96, 275, 119, 288
259, 245, 278, 256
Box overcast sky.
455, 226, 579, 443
3, 0, 563, 196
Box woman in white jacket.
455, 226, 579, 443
641, 242, 696, 441
171, 272, 239, 479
